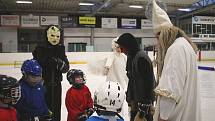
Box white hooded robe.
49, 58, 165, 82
154, 37, 201, 121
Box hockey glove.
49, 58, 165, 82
134, 112, 147, 121
51, 57, 66, 71
77, 112, 88, 121
47, 57, 57, 68
41, 110, 53, 121
138, 102, 151, 118
85, 108, 94, 117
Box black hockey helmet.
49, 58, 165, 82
67, 69, 86, 87
0, 74, 21, 105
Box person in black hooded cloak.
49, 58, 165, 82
32, 25, 69, 121
116, 33, 155, 121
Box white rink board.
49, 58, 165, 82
0, 53, 215, 121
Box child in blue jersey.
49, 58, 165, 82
87, 81, 126, 121
15, 59, 52, 121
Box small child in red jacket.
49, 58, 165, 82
65, 69, 94, 121
0, 74, 21, 121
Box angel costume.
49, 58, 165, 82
104, 38, 128, 89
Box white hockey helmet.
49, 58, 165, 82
94, 81, 125, 113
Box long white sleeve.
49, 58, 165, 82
159, 96, 176, 120
105, 53, 114, 68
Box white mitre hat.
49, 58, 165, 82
152, 0, 173, 34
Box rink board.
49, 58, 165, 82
0, 52, 214, 121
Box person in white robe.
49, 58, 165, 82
104, 38, 128, 89
151, 0, 201, 121
104, 38, 129, 120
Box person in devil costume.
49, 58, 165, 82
32, 25, 69, 121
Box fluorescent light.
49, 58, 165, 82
129, 5, 143, 8
178, 8, 191, 12
16, 1, 32, 4
79, 2, 94, 6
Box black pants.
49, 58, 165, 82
45, 82, 62, 121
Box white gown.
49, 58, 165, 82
105, 52, 128, 89
105, 52, 129, 120
154, 37, 201, 121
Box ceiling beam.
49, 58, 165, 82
178, 4, 215, 19
0, 9, 143, 17
91, 0, 112, 15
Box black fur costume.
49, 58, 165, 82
32, 25, 69, 121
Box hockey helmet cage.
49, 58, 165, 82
0, 74, 21, 105
67, 69, 86, 85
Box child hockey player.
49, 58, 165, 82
87, 81, 126, 121
65, 69, 94, 121
15, 59, 52, 121
0, 74, 21, 121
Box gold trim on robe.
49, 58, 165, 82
155, 88, 180, 103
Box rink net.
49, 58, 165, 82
14, 61, 23, 68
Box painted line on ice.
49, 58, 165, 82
0, 61, 88, 66
198, 66, 215, 71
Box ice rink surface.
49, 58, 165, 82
0, 61, 214, 121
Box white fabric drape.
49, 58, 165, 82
105, 52, 128, 89
154, 37, 201, 121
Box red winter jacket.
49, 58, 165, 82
0, 107, 17, 121
65, 85, 93, 121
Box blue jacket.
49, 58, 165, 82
15, 78, 49, 119
87, 116, 124, 121
87, 113, 124, 121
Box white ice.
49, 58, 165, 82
0, 61, 214, 121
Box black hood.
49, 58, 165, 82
116, 33, 140, 53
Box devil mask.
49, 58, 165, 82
46, 26, 60, 45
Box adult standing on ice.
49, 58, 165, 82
104, 37, 128, 89
116, 33, 156, 121
149, 0, 201, 121
103, 38, 129, 120
32, 25, 69, 121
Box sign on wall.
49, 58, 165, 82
121, 18, 136, 29
21, 15, 39, 27
79, 17, 96, 27
102, 18, 117, 28
79, 17, 96, 25
192, 16, 215, 24
1, 15, 19, 27
61, 16, 77, 28
40, 16, 59, 25
141, 19, 152, 29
